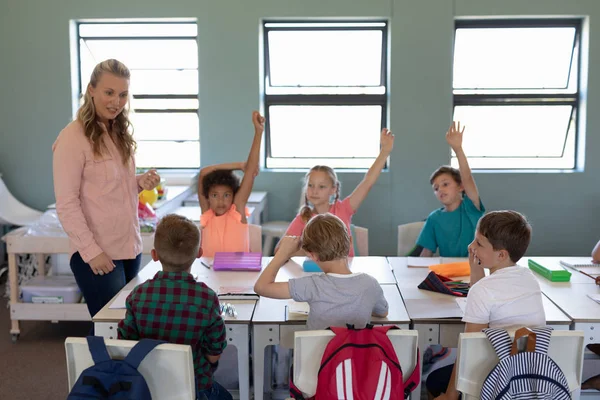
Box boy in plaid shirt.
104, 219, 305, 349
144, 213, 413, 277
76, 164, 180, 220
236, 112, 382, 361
118, 214, 232, 400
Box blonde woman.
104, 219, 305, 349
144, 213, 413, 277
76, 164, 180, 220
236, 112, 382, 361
53, 59, 159, 324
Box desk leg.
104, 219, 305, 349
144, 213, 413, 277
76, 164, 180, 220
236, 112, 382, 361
36, 253, 47, 276
226, 324, 250, 400
413, 323, 441, 400
8, 252, 20, 340
253, 324, 280, 400
95, 322, 118, 339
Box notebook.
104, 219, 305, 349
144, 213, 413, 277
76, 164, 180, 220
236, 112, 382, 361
560, 258, 600, 274
217, 286, 259, 300
212, 252, 262, 271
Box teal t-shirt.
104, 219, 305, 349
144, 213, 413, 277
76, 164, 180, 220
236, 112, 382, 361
416, 196, 485, 257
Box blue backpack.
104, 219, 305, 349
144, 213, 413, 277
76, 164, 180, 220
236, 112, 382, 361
67, 336, 166, 400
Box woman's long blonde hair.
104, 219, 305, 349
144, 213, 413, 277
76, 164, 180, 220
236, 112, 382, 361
77, 59, 136, 164
299, 165, 340, 223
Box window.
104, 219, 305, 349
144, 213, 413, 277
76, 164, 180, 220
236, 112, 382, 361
75, 20, 199, 169
263, 21, 388, 169
452, 20, 581, 170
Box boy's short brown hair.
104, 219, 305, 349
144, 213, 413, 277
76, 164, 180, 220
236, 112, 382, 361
477, 210, 532, 263
301, 213, 350, 262
430, 165, 462, 186
154, 214, 200, 272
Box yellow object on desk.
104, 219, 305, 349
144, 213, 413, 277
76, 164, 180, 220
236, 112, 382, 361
429, 261, 470, 277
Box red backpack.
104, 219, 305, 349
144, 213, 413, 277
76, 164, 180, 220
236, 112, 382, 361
290, 325, 420, 400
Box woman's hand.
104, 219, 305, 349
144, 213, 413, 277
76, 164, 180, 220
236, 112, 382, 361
89, 252, 115, 275
139, 169, 160, 191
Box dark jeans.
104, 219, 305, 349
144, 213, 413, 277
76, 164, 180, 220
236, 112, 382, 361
70, 251, 141, 322
426, 364, 461, 398
197, 381, 233, 400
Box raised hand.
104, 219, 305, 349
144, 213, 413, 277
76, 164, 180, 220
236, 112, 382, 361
380, 128, 394, 155
445, 121, 465, 151
252, 111, 265, 134
139, 169, 160, 191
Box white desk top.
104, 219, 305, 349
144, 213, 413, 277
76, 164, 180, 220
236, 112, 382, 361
389, 257, 572, 325
252, 284, 410, 325
520, 256, 600, 323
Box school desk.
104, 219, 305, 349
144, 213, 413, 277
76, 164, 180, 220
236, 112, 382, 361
520, 257, 600, 347
388, 257, 572, 353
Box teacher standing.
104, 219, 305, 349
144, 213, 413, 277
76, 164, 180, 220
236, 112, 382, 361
53, 59, 159, 321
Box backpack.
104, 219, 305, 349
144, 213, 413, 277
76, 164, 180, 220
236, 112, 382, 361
290, 325, 420, 400
67, 336, 166, 400
481, 327, 571, 400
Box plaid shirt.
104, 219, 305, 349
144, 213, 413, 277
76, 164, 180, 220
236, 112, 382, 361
118, 271, 226, 391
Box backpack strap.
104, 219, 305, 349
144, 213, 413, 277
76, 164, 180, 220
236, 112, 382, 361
403, 348, 421, 399
86, 336, 112, 365
531, 326, 553, 354
123, 339, 167, 369
483, 328, 512, 361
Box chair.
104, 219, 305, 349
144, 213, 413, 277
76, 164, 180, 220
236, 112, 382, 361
65, 337, 196, 400
249, 223, 262, 253
292, 329, 419, 398
0, 174, 43, 226
351, 224, 369, 256
261, 190, 305, 256
456, 329, 585, 400
397, 221, 425, 256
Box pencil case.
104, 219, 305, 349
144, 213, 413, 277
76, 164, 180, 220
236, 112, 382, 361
528, 259, 571, 282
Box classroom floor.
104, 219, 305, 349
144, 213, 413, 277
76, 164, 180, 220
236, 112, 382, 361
0, 282, 90, 399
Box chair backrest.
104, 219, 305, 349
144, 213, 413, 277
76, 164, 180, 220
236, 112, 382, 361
397, 221, 425, 256
456, 330, 585, 400
0, 175, 43, 226
350, 224, 369, 256
65, 337, 196, 400
249, 224, 262, 253
293, 329, 418, 397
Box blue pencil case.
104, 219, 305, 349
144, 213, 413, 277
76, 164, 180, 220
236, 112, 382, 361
303, 259, 322, 272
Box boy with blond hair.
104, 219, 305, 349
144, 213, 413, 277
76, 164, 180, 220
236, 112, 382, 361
118, 214, 232, 400
429, 210, 546, 400
254, 213, 388, 330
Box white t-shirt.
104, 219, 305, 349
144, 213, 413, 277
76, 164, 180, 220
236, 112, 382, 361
462, 266, 546, 329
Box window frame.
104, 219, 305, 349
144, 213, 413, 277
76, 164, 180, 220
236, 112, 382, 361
75, 20, 200, 170
452, 18, 582, 171
262, 20, 389, 170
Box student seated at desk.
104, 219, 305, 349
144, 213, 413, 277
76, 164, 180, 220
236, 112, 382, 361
428, 210, 545, 400
417, 122, 485, 257
254, 213, 388, 330
118, 214, 232, 400
197, 111, 264, 257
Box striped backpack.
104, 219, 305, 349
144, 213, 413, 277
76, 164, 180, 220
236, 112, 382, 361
481, 327, 571, 400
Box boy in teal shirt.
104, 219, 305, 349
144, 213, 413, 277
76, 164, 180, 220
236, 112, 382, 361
417, 121, 484, 257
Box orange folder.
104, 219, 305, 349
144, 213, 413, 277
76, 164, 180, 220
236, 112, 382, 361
429, 261, 470, 277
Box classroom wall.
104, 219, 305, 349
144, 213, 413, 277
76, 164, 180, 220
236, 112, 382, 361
1, 0, 599, 256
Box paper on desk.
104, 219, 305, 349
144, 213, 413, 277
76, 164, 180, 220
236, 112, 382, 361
407, 257, 441, 268
455, 298, 467, 315
587, 294, 600, 304
288, 300, 310, 315
109, 290, 132, 309
403, 298, 463, 319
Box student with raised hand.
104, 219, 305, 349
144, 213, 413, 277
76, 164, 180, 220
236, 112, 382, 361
197, 111, 264, 257
417, 121, 484, 257
428, 211, 546, 400
118, 214, 232, 400
276, 128, 394, 257
255, 213, 388, 330
53, 59, 160, 326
